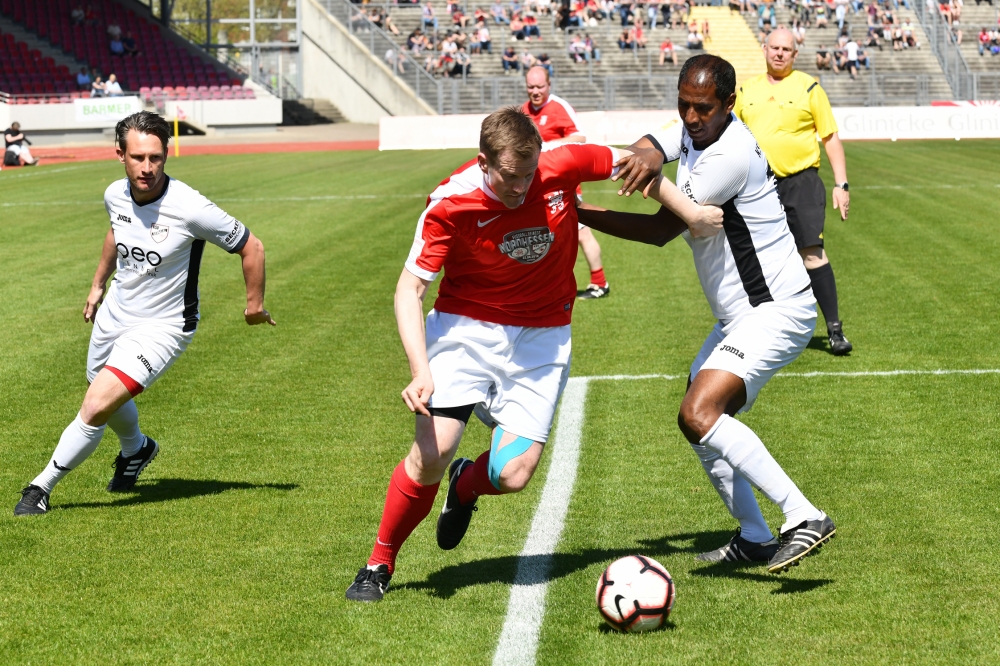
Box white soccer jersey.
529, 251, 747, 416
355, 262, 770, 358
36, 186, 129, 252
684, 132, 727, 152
102, 176, 250, 331
646, 115, 811, 323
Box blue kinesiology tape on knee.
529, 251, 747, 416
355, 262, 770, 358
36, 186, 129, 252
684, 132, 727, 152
488, 428, 535, 490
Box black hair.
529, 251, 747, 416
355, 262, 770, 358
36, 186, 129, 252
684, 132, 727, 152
678, 54, 737, 104
115, 110, 170, 152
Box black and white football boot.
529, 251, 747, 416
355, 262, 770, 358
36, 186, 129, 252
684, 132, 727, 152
827, 321, 853, 356
14, 485, 50, 516
107, 436, 159, 492
768, 512, 837, 573
576, 283, 610, 300
345, 564, 392, 602
695, 528, 780, 563
436, 457, 477, 550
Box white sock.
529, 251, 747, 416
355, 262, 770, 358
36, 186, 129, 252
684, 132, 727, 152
105, 399, 144, 457
701, 414, 822, 534
690, 443, 774, 544
31, 414, 106, 494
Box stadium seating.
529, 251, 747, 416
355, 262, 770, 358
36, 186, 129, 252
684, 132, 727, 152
0, 0, 240, 99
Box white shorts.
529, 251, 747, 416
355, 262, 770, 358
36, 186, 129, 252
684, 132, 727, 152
689, 296, 816, 413
87, 305, 194, 390
425, 310, 572, 443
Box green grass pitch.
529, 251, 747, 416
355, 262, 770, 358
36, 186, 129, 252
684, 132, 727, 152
1, 141, 998, 665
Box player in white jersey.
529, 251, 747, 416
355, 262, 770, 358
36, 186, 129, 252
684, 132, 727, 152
14, 111, 275, 516
581, 55, 837, 573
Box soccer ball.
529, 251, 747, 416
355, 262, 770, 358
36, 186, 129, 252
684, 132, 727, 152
595, 555, 675, 633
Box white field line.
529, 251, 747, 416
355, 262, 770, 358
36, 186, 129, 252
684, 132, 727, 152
493, 367, 1000, 666
493, 377, 589, 666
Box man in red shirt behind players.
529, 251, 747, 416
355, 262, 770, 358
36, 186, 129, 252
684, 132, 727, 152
346, 108, 655, 602
521, 66, 612, 299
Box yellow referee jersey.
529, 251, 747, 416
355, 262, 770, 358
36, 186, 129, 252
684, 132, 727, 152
733, 70, 838, 179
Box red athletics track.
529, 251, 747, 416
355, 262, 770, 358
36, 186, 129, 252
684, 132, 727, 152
24, 140, 380, 166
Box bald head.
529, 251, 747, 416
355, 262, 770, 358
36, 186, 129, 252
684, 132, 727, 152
525, 66, 551, 107
763, 27, 798, 79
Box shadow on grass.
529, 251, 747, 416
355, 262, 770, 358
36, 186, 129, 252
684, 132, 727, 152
397, 530, 782, 599
597, 620, 677, 634
56, 478, 298, 510
690, 561, 833, 595
806, 335, 832, 353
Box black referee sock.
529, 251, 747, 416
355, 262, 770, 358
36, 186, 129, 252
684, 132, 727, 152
807, 263, 840, 327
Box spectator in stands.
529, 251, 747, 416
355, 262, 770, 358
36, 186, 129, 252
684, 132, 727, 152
422, 2, 439, 32
951, 0, 963, 24
511, 14, 526, 39
110, 36, 125, 56
502, 45, 520, 72
840, 38, 859, 78
938, 0, 952, 25
71, 5, 85, 25
792, 18, 807, 44
90, 76, 106, 97
815, 3, 829, 27
816, 43, 833, 68
474, 6, 488, 23
618, 28, 636, 49
729, 0, 742, 13
478, 22, 494, 52
537, 52, 554, 75
979, 27, 991, 55
524, 12, 542, 39
661, 0, 673, 26
584, 33, 601, 59
834, 0, 847, 29
450, 46, 472, 76
647, 0, 660, 28
453, 5, 473, 28
901, 18, 919, 47
521, 46, 538, 68
856, 45, 871, 68
107, 20, 122, 41
619, 1, 633, 27
83, 4, 100, 26
492, 1, 510, 23
951, 21, 964, 43
122, 31, 140, 56
76, 67, 92, 90
891, 23, 904, 49
105, 74, 123, 96
687, 22, 704, 48
659, 37, 678, 64
633, 18, 648, 47
568, 33, 588, 60
671, 0, 688, 29
865, 25, 882, 49
4, 123, 39, 167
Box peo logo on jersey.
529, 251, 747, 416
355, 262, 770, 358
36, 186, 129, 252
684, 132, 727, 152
498, 227, 555, 264
150, 223, 169, 243
545, 190, 566, 215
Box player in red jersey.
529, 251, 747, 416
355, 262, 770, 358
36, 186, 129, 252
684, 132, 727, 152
345, 107, 722, 602
521, 66, 612, 300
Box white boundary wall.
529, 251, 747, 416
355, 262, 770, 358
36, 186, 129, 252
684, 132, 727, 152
380, 106, 1000, 150
1, 97, 281, 132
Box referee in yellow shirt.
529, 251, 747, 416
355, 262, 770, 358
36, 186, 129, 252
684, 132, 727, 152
734, 28, 853, 355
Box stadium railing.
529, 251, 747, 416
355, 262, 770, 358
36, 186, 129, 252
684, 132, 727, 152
320, 0, 446, 112
912, 0, 999, 100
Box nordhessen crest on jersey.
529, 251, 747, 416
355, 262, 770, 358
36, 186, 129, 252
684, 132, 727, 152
150, 223, 169, 243
498, 226, 555, 264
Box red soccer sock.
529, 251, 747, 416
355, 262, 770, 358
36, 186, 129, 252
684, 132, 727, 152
590, 268, 608, 288
456, 450, 504, 505
368, 461, 441, 575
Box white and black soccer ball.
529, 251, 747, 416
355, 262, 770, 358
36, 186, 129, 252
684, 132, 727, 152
595, 555, 675, 633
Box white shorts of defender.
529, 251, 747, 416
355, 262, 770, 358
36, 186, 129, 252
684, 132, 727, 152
86, 305, 195, 389
690, 296, 817, 414
425, 310, 572, 443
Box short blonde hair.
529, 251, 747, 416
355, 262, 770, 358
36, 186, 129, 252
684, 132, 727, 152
480, 106, 542, 166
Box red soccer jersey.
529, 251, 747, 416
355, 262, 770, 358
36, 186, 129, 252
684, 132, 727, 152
406, 143, 615, 327
521, 95, 582, 143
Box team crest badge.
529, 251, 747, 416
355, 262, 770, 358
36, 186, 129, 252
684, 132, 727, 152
150, 223, 169, 243
540, 115, 548, 126
545, 190, 566, 215
498, 226, 555, 264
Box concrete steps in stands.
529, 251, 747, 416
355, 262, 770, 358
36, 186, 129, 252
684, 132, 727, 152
736, 4, 952, 103
689, 6, 766, 82
955, 3, 1000, 70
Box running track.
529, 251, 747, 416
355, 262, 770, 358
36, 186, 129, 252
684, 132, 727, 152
20, 140, 379, 166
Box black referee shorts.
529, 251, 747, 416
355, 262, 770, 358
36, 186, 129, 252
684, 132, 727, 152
776, 167, 827, 249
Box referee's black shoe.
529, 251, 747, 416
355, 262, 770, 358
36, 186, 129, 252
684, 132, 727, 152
436, 457, 477, 550
827, 321, 853, 356
768, 513, 837, 573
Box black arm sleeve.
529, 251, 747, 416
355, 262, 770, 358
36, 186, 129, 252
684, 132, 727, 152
577, 204, 687, 248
